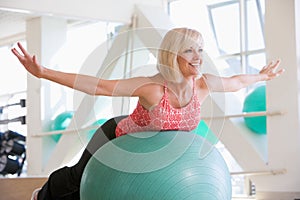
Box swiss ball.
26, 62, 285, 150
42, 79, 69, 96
50, 111, 74, 142
193, 120, 218, 144
242, 85, 266, 134
80, 131, 232, 200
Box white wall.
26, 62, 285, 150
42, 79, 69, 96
252, 0, 300, 198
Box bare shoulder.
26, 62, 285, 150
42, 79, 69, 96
148, 73, 164, 83
139, 73, 164, 92
136, 74, 165, 109
196, 74, 210, 89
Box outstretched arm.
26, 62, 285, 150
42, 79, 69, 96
11, 42, 150, 97
204, 59, 285, 92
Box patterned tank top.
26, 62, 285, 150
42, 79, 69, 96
115, 80, 201, 137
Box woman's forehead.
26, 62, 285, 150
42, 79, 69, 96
182, 37, 204, 49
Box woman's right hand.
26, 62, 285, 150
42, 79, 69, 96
11, 42, 44, 78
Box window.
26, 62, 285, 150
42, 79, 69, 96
207, 0, 266, 75
169, 0, 266, 88
49, 21, 122, 119
0, 42, 27, 135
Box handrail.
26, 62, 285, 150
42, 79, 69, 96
230, 169, 287, 176
31, 110, 284, 137
31, 125, 100, 137
202, 111, 283, 120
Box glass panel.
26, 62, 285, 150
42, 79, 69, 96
259, 0, 265, 16
246, 0, 265, 50
50, 21, 122, 112
247, 52, 266, 73
168, 0, 204, 30
52, 22, 121, 69
210, 2, 240, 55
246, 52, 266, 92
0, 43, 27, 137
225, 56, 242, 74
0, 42, 27, 95
216, 56, 242, 76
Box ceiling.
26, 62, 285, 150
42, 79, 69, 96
0, 9, 82, 46
0, 10, 37, 40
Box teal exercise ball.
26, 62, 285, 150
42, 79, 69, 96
80, 131, 232, 200
50, 111, 74, 142
193, 120, 219, 144
242, 85, 266, 134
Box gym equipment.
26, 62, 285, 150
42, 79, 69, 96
80, 131, 232, 200
0, 99, 26, 114
0, 153, 20, 175
193, 120, 218, 144
49, 111, 74, 142
242, 85, 266, 134
0, 116, 26, 125
0, 130, 26, 176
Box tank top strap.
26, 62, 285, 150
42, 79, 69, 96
192, 77, 196, 95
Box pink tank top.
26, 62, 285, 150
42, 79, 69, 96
115, 80, 201, 137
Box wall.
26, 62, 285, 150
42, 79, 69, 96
252, 0, 300, 198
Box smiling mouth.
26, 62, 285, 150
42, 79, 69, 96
189, 63, 200, 68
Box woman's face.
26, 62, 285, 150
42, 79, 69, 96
177, 42, 203, 78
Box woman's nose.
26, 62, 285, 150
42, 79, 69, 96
193, 50, 201, 59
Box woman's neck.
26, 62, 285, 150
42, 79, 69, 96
167, 77, 194, 92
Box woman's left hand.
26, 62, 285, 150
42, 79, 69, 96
259, 59, 285, 81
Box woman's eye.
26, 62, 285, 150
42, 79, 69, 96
183, 49, 193, 53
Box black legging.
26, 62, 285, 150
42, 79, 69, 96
37, 115, 128, 200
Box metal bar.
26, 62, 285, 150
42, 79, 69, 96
231, 169, 287, 176
0, 116, 26, 125
216, 48, 265, 59
32, 125, 100, 137
32, 111, 284, 137
202, 111, 283, 120
231, 197, 255, 199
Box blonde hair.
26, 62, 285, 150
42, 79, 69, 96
157, 28, 203, 83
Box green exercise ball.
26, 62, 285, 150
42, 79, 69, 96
242, 85, 266, 134
193, 120, 218, 144
50, 111, 74, 142
80, 131, 232, 200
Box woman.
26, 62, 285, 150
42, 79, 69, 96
12, 28, 284, 200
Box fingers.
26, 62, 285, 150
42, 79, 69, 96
11, 47, 23, 60
262, 60, 275, 70
268, 59, 285, 79
11, 42, 30, 58
17, 42, 30, 57
263, 59, 281, 72
270, 59, 281, 71
260, 59, 285, 81
33, 55, 38, 65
